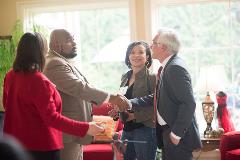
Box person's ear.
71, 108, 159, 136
51, 42, 62, 53
146, 54, 149, 61
54, 42, 62, 53
161, 44, 167, 51
58, 43, 63, 53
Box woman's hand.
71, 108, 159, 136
87, 122, 105, 136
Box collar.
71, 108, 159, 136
161, 54, 174, 69
126, 66, 148, 79
49, 49, 77, 60
49, 49, 69, 62
121, 66, 148, 87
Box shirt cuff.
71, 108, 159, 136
103, 94, 110, 103
171, 132, 181, 140
128, 100, 132, 110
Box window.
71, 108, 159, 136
155, 0, 240, 132
20, 1, 130, 93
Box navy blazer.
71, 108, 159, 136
130, 55, 202, 150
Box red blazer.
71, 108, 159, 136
3, 69, 89, 151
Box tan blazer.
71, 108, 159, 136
43, 50, 108, 144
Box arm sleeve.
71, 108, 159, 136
130, 94, 154, 110
166, 65, 196, 138
32, 78, 89, 137
44, 59, 108, 105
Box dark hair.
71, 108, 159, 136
13, 32, 46, 72
124, 41, 152, 69
216, 91, 226, 98
216, 91, 227, 120
0, 136, 31, 160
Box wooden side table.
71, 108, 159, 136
201, 137, 220, 152
193, 137, 221, 160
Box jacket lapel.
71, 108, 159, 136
156, 54, 177, 105
159, 54, 177, 86
72, 65, 89, 83
49, 50, 89, 83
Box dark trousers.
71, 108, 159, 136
0, 111, 4, 136
156, 123, 192, 160
29, 150, 60, 160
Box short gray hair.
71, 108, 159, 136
157, 28, 180, 55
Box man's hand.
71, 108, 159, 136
108, 109, 119, 121
169, 133, 180, 145
109, 94, 131, 112
87, 122, 105, 136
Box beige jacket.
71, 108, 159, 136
43, 50, 108, 144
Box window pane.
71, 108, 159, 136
156, 0, 240, 132
29, 7, 130, 93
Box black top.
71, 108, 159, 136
122, 82, 144, 132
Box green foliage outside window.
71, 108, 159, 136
0, 20, 24, 111
157, 0, 240, 88
78, 8, 129, 93
157, 0, 240, 131
0, 20, 48, 110
27, 8, 130, 93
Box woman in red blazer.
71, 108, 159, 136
2, 32, 104, 160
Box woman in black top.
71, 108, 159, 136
118, 41, 157, 160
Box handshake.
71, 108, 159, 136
108, 94, 131, 112
108, 94, 135, 123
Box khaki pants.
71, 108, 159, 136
61, 142, 83, 160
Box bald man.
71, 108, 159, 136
43, 29, 130, 160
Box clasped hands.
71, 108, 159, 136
108, 109, 135, 122
109, 94, 131, 112
108, 94, 135, 122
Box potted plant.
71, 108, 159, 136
0, 20, 24, 114
0, 20, 48, 117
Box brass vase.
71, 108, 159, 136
202, 92, 215, 138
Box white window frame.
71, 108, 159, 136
16, 0, 129, 35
